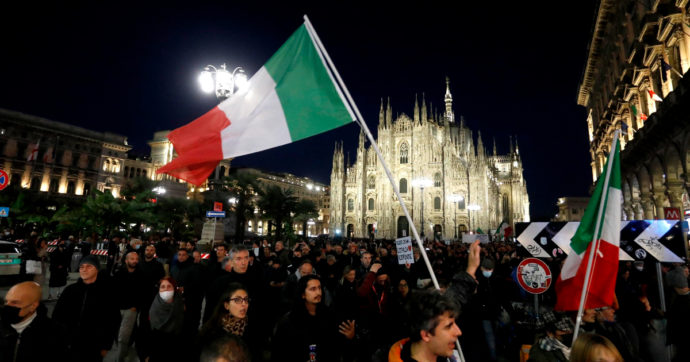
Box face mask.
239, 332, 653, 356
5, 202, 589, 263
134, 244, 141, 250
635, 266, 643, 272
560, 334, 574, 346
482, 270, 493, 278
253, 247, 260, 257
1, 305, 23, 324
159, 291, 174, 302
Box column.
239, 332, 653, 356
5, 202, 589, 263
640, 193, 656, 219
653, 193, 667, 220
632, 198, 645, 220
641, 79, 657, 115
676, 28, 690, 73
666, 181, 685, 211
622, 202, 633, 221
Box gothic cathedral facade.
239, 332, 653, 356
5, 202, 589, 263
329, 80, 530, 240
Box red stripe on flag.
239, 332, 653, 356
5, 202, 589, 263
554, 240, 619, 311
156, 107, 230, 185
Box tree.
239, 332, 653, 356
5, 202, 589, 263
256, 185, 297, 241
221, 172, 261, 243
293, 199, 318, 239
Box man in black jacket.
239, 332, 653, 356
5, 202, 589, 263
53, 255, 120, 362
1, 281, 68, 361
113, 251, 148, 361
171, 248, 204, 336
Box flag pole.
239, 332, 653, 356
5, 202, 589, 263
572, 130, 620, 344
303, 15, 466, 361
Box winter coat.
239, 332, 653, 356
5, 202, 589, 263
52, 272, 121, 360
48, 247, 70, 287
0, 310, 68, 362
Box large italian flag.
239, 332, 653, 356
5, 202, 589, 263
554, 138, 621, 311
157, 23, 355, 185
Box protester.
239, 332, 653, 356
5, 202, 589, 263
148, 277, 185, 362
527, 312, 574, 362
0, 281, 68, 361
52, 255, 120, 362
113, 251, 147, 361
199, 283, 260, 359
569, 333, 623, 362
48, 238, 70, 300
272, 274, 355, 361
388, 289, 462, 362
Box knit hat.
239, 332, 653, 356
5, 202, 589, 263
79, 255, 101, 270
481, 258, 495, 270
376, 267, 388, 276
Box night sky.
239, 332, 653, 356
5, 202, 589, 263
1, 1, 598, 220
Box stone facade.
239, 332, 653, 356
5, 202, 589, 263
329, 81, 530, 240
578, 0, 690, 220
555, 197, 590, 222
0, 108, 130, 198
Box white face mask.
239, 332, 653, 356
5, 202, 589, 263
159, 290, 174, 302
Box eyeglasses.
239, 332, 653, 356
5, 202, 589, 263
229, 297, 251, 304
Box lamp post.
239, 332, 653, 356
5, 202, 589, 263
198, 63, 248, 101
448, 195, 464, 240
413, 178, 433, 239
468, 204, 481, 232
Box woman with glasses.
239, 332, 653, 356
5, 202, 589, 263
199, 283, 260, 360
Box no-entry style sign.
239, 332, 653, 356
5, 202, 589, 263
0, 169, 8, 191
516, 258, 552, 294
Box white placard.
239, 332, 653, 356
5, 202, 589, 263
395, 237, 414, 265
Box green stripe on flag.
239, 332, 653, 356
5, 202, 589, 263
264, 25, 353, 142
570, 139, 621, 254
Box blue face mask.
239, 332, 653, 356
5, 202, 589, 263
482, 270, 493, 278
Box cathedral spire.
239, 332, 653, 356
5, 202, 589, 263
514, 135, 520, 155
468, 130, 475, 158
493, 137, 497, 156
444, 76, 454, 123
421, 92, 427, 123
386, 97, 392, 127
459, 115, 465, 128
477, 130, 485, 158
358, 128, 365, 149
379, 98, 385, 128
509, 135, 514, 154
413, 93, 420, 124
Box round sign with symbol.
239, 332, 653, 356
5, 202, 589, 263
0, 169, 8, 191
516, 258, 552, 294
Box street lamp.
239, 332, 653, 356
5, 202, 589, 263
199, 63, 248, 100
412, 178, 433, 239
467, 204, 481, 233
448, 195, 464, 239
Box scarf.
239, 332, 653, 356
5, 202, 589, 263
538, 335, 571, 360
221, 314, 248, 336
149, 293, 185, 333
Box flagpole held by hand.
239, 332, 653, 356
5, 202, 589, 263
302, 14, 466, 361
572, 130, 621, 344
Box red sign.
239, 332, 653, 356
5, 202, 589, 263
664, 207, 681, 220
0, 169, 8, 191
516, 258, 552, 294
213, 202, 223, 212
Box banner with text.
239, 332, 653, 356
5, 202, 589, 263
395, 236, 414, 265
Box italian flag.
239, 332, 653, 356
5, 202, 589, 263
157, 22, 355, 185
554, 137, 621, 311
648, 89, 663, 102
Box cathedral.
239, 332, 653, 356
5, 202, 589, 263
329, 80, 530, 240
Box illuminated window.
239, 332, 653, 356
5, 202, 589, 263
400, 142, 408, 164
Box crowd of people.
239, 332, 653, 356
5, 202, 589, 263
1, 230, 690, 361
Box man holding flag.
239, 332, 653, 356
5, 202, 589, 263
554, 130, 622, 345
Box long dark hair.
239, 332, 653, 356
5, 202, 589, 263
199, 283, 249, 339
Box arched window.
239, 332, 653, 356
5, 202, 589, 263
434, 196, 441, 210
49, 178, 59, 193
67, 181, 76, 195
30, 177, 40, 191
347, 199, 354, 211
459, 198, 466, 210
368, 198, 374, 210
399, 178, 408, 193
434, 172, 441, 187
400, 142, 408, 164
368, 175, 376, 189
103, 159, 110, 171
